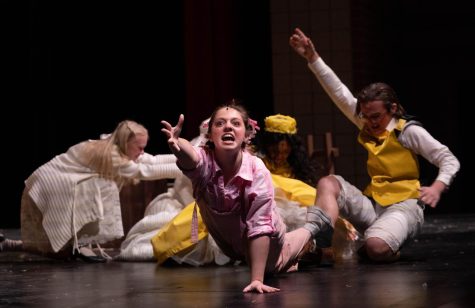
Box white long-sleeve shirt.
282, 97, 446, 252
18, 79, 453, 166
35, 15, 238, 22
25, 141, 181, 252
308, 58, 460, 187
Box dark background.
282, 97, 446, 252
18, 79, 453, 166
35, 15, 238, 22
365, 1, 471, 216
1, 0, 471, 227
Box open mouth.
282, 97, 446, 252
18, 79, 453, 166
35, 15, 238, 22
222, 133, 235, 142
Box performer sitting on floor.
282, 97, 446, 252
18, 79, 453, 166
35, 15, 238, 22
151, 113, 358, 267
160, 101, 328, 292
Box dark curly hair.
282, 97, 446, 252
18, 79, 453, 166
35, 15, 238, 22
254, 130, 321, 187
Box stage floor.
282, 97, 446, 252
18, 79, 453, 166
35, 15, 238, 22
1, 213, 474, 308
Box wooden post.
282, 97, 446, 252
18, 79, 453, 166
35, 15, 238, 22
325, 132, 339, 174
307, 134, 314, 157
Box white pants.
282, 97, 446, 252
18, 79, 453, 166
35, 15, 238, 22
332, 175, 424, 253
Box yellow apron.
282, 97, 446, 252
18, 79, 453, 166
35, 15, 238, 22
151, 174, 316, 264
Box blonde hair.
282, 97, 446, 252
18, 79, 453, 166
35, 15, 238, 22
82, 120, 148, 184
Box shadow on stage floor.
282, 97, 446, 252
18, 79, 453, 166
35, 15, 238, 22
1, 213, 475, 308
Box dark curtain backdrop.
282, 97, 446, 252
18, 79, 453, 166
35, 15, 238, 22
182, 0, 273, 138
2, 0, 272, 228
385, 1, 471, 215
351, 1, 472, 215
2, 0, 470, 228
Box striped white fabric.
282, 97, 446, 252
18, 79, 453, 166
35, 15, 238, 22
25, 142, 182, 252
26, 143, 113, 252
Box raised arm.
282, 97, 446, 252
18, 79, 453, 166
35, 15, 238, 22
161, 114, 200, 170
290, 28, 363, 128
289, 27, 320, 63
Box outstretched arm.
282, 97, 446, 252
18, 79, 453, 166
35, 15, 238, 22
161, 114, 200, 170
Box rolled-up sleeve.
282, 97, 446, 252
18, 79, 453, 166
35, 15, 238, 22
246, 169, 276, 238
180, 147, 206, 180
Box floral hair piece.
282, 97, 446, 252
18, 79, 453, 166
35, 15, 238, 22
192, 118, 210, 147
200, 118, 210, 135
264, 114, 297, 134
248, 118, 260, 140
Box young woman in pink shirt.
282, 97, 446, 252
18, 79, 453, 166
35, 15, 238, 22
161, 101, 321, 293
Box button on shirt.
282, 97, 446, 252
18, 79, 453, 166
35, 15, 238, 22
182, 147, 286, 260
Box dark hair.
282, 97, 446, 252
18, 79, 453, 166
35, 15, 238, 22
205, 99, 252, 149
254, 130, 321, 186
356, 82, 406, 118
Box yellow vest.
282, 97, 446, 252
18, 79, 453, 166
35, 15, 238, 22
358, 119, 420, 206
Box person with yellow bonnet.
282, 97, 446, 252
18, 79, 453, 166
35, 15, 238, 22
256, 114, 320, 186
255, 114, 358, 261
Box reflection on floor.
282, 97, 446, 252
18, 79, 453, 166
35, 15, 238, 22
1, 213, 475, 308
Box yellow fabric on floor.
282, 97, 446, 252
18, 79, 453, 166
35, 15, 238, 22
151, 173, 317, 264
271, 174, 316, 207
151, 202, 208, 264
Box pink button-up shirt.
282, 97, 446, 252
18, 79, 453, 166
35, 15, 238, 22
183, 147, 286, 260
